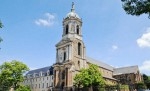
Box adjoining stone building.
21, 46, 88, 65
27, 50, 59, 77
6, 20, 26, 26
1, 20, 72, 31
113, 66, 142, 85
23, 3, 142, 91
23, 66, 54, 91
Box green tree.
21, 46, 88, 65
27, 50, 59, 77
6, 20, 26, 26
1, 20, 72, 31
121, 0, 150, 18
0, 21, 2, 28
74, 64, 105, 90
16, 85, 31, 91
143, 74, 150, 89
0, 37, 3, 43
0, 60, 29, 90
135, 82, 147, 89
0, 20, 3, 43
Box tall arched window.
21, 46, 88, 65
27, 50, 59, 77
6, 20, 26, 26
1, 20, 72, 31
63, 52, 66, 61
66, 25, 69, 34
78, 43, 81, 55
76, 25, 79, 35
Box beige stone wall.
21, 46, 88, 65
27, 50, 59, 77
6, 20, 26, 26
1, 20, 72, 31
9, 88, 14, 91
113, 73, 142, 85
100, 67, 113, 78
104, 78, 117, 85
53, 63, 74, 88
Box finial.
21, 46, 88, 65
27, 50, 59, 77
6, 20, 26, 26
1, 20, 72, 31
71, 2, 75, 12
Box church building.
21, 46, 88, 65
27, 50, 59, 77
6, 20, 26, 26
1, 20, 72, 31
23, 3, 142, 91
52, 2, 142, 91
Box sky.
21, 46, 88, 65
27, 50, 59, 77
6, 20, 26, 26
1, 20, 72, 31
0, 0, 150, 75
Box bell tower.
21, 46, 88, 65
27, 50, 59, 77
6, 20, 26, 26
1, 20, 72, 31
53, 2, 86, 90
62, 2, 82, 40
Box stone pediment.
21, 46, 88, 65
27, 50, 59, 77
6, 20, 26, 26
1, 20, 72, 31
56, 38, 72, 47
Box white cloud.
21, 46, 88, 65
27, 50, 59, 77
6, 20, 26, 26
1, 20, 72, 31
137, 28, 150, 48
112, 45, 118, 50
139, 60, 150, 72
35, 13, 55, 27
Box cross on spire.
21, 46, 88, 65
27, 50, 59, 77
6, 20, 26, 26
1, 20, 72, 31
71, 2, 75, 12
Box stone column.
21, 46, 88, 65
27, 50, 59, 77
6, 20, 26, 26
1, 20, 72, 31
56, 49, 58, 63
54, 69, 59, 87
54, 70, 56, 87
69, 71, 73, 86
69, 45, 72, 60
67, 45, 69, 61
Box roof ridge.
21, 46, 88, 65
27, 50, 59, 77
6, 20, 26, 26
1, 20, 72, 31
86, 56, 114, 71
115, 65, 138, 69
29, 66, 51, 72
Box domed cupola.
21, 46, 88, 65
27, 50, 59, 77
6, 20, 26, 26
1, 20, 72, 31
62, 2, 82, 40
66, 2, 80, 19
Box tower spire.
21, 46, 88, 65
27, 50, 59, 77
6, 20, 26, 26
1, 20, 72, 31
71, 2, 75, 12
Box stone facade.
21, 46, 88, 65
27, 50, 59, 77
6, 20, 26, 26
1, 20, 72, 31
23, 66, 54, 91
53, 3, 87, 90
113, 66, 143, 85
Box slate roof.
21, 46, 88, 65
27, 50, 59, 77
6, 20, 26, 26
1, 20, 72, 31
113, 65, 139, 75
86, 56, 114, 71
26, 66, 53, 76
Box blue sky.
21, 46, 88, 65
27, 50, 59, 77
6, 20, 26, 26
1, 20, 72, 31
0, 0, 150, 75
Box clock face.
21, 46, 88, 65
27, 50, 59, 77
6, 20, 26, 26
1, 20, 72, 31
58, 48, 68, 63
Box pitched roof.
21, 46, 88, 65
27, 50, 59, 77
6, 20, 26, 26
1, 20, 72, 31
86, 56, 114, 71
26, 66, 53, 75
113, 65, 139, 75
55, 38, 72, 47
103, 76, 118, 81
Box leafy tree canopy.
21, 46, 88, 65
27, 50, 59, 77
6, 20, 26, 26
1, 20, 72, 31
0, 20, 3, 43
143, 74, 150, 89
74, 64, 105, 88
0, 60, 29, 90
0, 37, 2, 43
143, 74, 150, 84
16, 85, 31, 91
135, 82, 147, 89
121, 0, 150, 18
0, 21, 2, 28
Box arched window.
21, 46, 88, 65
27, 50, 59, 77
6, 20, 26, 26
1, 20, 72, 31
78, 61, 80, 68
76, 25, 79, 35
63, 52, 66, 61
78, 43, 81, 55
66, 25, 69, 34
